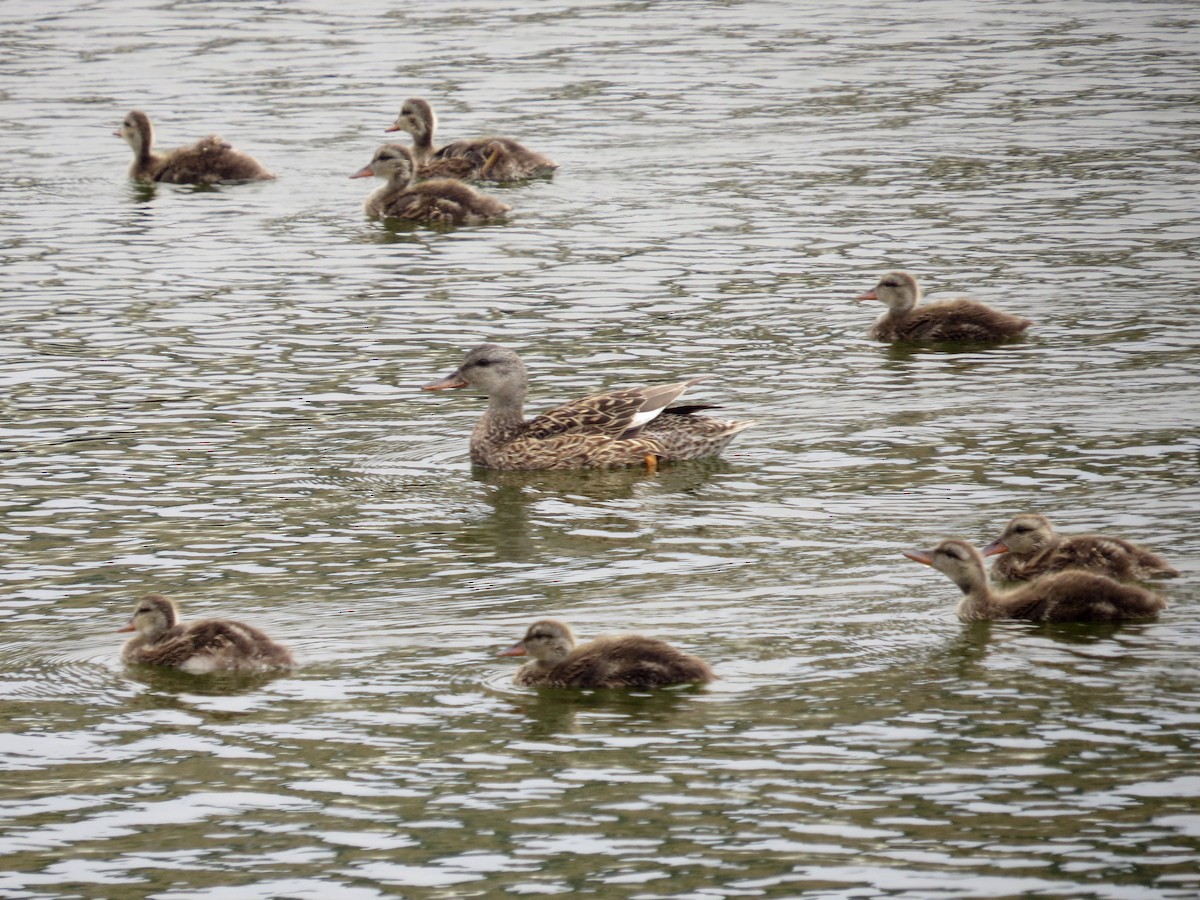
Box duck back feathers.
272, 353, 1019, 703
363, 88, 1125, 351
904, 539, 1166, 623
353, 144, 510, 225
119, 593, 293, 674
861, 271, 1030, 343
116, 111, 275, 185
985, 514, 1178, 582
501, 619, 714, 689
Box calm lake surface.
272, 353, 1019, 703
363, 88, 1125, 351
2, 0, 1199, 897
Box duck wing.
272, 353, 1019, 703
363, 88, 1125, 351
137, 619, 289, 668
525, 380, 700, 442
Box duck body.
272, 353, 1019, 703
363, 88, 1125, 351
352, 144, 510, 225
115, 111, 275, 184
904, 539, 1166, 623
387, 97, 557, 182
860, 271, 1030, 343
422, 343, 752, 470
984, 514, 1179, 582
118, 593, 294, 674
499, 619, 714, 688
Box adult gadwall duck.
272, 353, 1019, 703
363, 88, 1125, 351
351, 144, 510, 225
903, 539, 1166, 623
498, 619, 715, 688
422, 343, 752, 470
118, 593, 294, 674
983, 514, 1178, 582
386, 97, 557, 182
115, 111, 275, 184
858, 271, 1031, 343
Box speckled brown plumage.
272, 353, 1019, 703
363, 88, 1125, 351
859, 271, 1030, 343
115, 111, 275, 184
422, 343, 752, 470
499, 619, 715, 689
904, 539, 1167, 623
983, 514, 1179, 582
351, 144, 510, 225
118, 593, 294, 674
387, 97, 557, 182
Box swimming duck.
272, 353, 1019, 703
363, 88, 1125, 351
386, 97, 557, 182
983, 514, 1179, 582
114, 111, 275, 184
351, 144, 510, 225
118, 593, 294, 673
903, 539, 1166, 622
422, 343, 752, 470
858, 271, 1031, 342
498, 618, 715, 688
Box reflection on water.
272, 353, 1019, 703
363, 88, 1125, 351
1, 0, 1199, 896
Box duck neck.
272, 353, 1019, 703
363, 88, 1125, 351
951, 569, 995, 621
410, 123, 435, 162
481, 391, 526, 434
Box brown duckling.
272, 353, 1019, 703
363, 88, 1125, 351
983, 513, 1179, 582
386, 97, 557, 182
114, 111, 275, 184
350, 144, 510, 225
498, 619, 715, 688
858, 271, 1031, 343
118, 593, 294, 674
422, 343, 752, 470
903, 539, 1166, 623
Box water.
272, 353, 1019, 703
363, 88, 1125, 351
2, 0, 1199, 896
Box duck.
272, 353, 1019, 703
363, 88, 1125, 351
386, 97, 557, 182
498, 618, 715, 688
114, 110, 275, 184
118, 593, 294, 674
857, 271, 1031, 342
350, 144, 511, 225
421, 343, 753, 470
983, 514, 1179, 583
902, 539, 1167, 623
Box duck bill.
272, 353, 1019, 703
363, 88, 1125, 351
902, 548, 934, 566
117, 620, 136, 633
384, 123, 404, 133
497, 641, 527, 658
980, 539, 1009, 557
349, 164, 376, 179
856, 289, 879, 301
422, 371, 469, 391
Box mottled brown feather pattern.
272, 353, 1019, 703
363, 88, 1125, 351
120, 593, 293, 673
387, 97, 557, 182
905, 539, 1167, 623
505, 620, 714, 689
425, 344, 749, 471
355, 145, 509, 226
986, 514, 1178, 582
861, 271, 1030, 343
116, 111, 275, 185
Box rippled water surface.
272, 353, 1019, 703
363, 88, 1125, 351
2, 0, 1199, 897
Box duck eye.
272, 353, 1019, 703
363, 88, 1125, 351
1014, 525, 1032, 533
475, 358, 491, 367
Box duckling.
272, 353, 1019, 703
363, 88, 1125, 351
386, 97, 557, 182
118, 593, 294, 674
422, 343, 752, 470
983, 514, 1179, 582
114, 111, 275, 184
903, 539, 1166, 623
498, 619, 715, 688
858, 271, 1031, 343
350, 144, 510, 225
